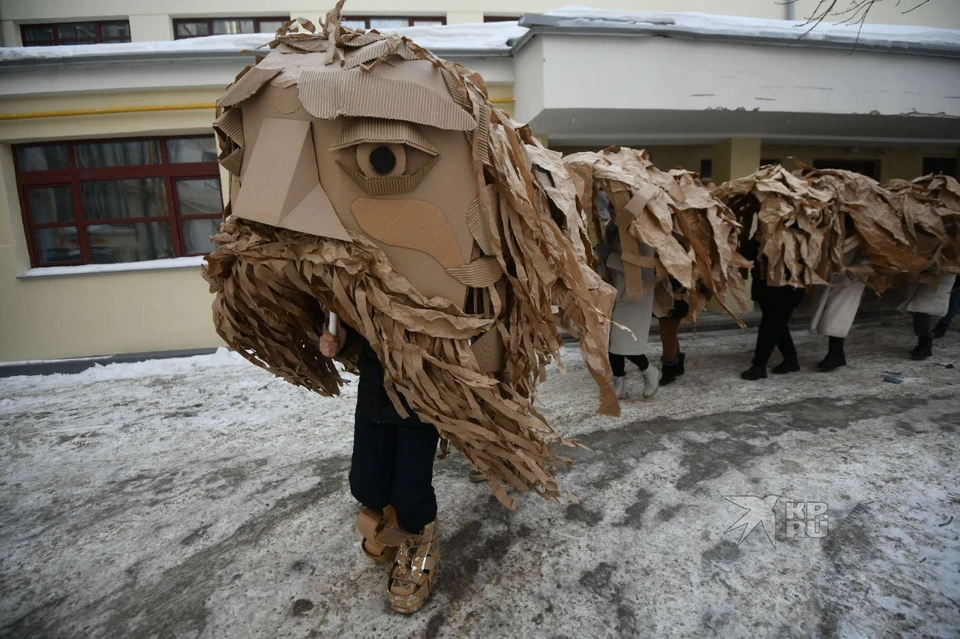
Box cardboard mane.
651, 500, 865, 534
202, 5, 618, 509
564, 147, 751, 324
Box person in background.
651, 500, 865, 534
901, 273, 958, 359
658, 298, 689, 385
598, 210, 660, 399
933, 281, 960, 338
738, 217, 806, 381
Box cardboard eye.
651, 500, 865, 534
357, 143, 406, 178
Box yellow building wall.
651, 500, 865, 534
759, 144, 949, 181
0, 92, 228, 362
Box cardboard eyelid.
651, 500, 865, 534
336, 154, 440, 196
329, 119, 439, 156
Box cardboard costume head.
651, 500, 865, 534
203, 6, 618, 508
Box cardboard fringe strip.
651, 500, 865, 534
204, 10, 618, 508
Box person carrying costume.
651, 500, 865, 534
933, 280, 960, 338
657, 297, 689, 385
901, 273, 958, 359
203, 3, 619, 616
739, 216, 806, 381
320, 322, 440, 611
598, 213, 660, 400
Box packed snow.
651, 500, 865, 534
2, 317, 959, 637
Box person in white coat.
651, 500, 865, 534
901, 273, 958, 359
598, 216, 660, 400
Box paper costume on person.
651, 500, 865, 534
719, 165, 960, 295
564, 147, 750, 326
202, 12, 618, 509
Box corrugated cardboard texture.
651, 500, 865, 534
565, 147, 750, 323
342, 38, 419, 70
217, 67, 283, 108
336, 155, 439, 195
330, 119, 439, 155
352, 197, 464, 268
204, 7, 619, 509
298, 70, 476, 130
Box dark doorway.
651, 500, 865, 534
812, 159, 880, 179
922, 156, 958, 178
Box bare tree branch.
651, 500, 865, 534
788, 0, 939, 50
901, 0, 933, 14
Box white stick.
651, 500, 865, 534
327, 312, 338, 335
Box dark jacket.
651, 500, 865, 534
341, 326, 423, 424
742, 237, 805, 307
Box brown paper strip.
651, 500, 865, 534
342, 30, 385, 48
471, 325, 506, 373
467, 197, 495, 255
286, 37, 329, 53
344, 38, 419, 69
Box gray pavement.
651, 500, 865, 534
1, 317, 959, 638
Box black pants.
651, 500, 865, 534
913, 312, 932, 338
349, 405, 439, 533
609, 353, 649, 376
753, 287, 804, 367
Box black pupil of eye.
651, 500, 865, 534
369, 146, 396, 175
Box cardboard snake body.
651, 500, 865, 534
563, 147, 751, 325
202, 9, 618, 509
718, 164, 960, 293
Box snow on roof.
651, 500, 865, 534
0, 22, 528, 63
533, 6, 960, 53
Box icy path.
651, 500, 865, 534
1, 318, 959, 638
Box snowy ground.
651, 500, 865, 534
1, 316, 959, 639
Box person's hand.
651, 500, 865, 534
320, 324, 347, 358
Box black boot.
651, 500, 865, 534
817, 337, 846, 371
933, 322, 947, 339
911, 336, 933, 360
741, 365, 768, 381
661, 357, 683, 386
772, 357, 800, 374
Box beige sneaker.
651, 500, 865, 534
389, 521, 440, 614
